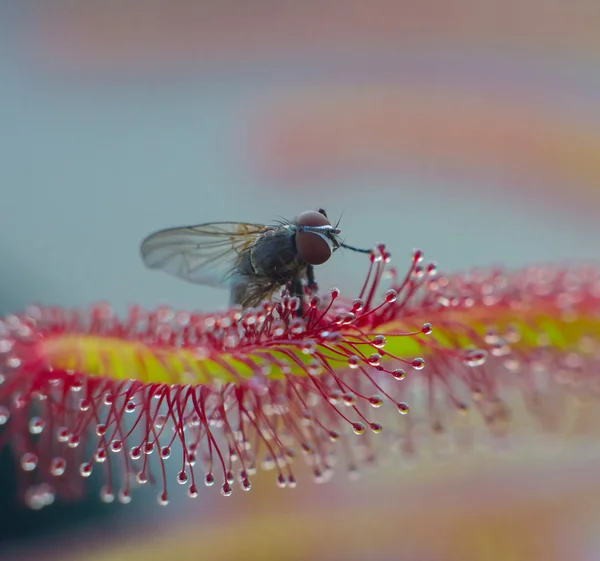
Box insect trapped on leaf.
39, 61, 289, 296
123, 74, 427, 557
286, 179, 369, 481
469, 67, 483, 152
140, 208, 371, 314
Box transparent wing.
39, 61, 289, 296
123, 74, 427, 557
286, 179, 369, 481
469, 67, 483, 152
140, 222, 272, 288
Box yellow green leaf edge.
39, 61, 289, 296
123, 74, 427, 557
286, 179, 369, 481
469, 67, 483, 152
38, 310, 596, 385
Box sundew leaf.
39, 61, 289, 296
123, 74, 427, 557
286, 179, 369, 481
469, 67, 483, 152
1, 247, 599, 508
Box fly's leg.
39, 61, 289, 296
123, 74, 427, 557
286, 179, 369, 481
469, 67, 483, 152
290, 277, 305, 317
306, 264, 318, 295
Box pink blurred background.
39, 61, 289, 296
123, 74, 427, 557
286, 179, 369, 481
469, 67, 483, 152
2, 2, 600, 560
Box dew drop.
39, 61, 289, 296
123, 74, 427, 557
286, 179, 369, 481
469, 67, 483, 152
69, 378, 83, 393
411, 357, 425, 370
94, 448, 108, 463
56, 427, 69, 443
7, 356, 21, 369
504, 325, 521, 343
412, 266, 424, 279
504, 358, 521, 372
38, 484, 56, 508
187, 484, 199, 498
491, 343, 511, 357
300, 340, 316, 355
129, 446, 142, 460
28, 417, 45, 435
463, 349, 488, 368
21, 452, 38, 471
290, 319, 306, 334
372, 335, 386, 348
342, 393, 357, 406
157, 492, 169, 506
154, 415, 167, 429
367, 353, 382, 366
369, 422, 383, 433
484, 328, 500, 344
79, 462, 93, 478
136, 472, 148, 485
0, 406, 9, 425
352, 298, 364, 312
392, 368, 406, 380
95, 424, 107, 436
160, 446, 171, 459
26, 486, 54, 510
177, 471, 188, 485
307, 360, 322, 376
368, 395, 383, 408
68, 434, 80, 449
125, 401, 136, 413
50, 457, 66, 476
421, 323, 433, 335
221, 483, 233, 497
352, 423, 365, 435
272, 320, 286, 337
397, 402, 410, 415
79, 399, 90, 412
99, 486, 114, 503
384, 289, 398, 303
330, 288, 340, 299
276, 474, 287, 488
0, 338, 14, 354
334, 312, 355, 325
118, 490, 132, 504
205, 473, 215, 487
347, 355, 361, 369
320, 330, 342, 343
144, 442, 154, 455
110, 440, 123, 453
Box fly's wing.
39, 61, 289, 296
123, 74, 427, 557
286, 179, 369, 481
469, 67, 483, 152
140, 222, 272, 288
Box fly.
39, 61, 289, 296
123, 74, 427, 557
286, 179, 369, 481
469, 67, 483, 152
140, 208, 371, 316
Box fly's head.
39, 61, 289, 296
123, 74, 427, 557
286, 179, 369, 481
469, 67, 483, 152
294, 210, 342, 265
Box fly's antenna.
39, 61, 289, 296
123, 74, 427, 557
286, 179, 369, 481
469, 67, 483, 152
339, 242, 373, 254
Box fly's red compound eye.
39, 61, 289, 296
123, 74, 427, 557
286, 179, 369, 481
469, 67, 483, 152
295, 210, 335, 265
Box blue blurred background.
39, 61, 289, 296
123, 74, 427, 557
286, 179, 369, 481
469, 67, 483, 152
2, 2, 600, 560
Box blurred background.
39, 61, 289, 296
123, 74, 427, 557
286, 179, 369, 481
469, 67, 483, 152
1, 2, 600, 560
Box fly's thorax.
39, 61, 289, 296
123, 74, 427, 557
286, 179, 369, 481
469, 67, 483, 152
249, 227, 301, 278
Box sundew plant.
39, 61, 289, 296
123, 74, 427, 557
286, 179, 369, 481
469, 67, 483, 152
0, 244, 598, 509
